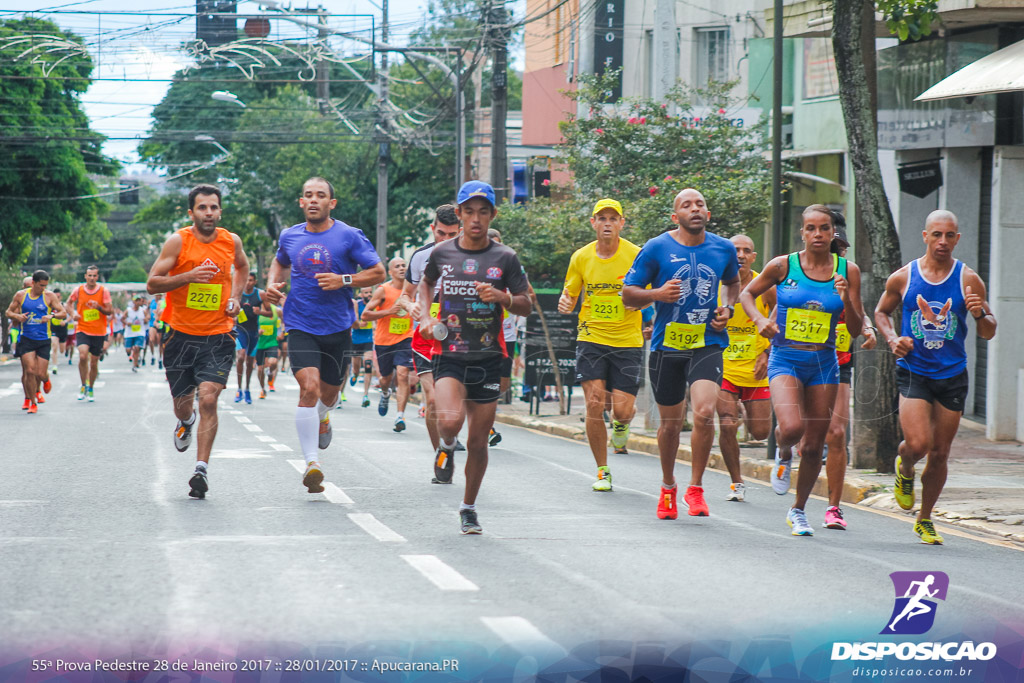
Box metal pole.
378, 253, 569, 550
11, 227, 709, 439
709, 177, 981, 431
489, 2, 508, 203
316, 7, 329, 115
375, 0, 389, 260
767, 0, 784, 460
456, 51, 465, 188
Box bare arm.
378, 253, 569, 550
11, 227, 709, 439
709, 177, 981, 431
313, 262, 387, 292
963, 268, 997, 340
741, 257, 786, 338
228, 234, 249, 314
361, 287, 392, 321
839, 262, 864, 338
622, 280, 682, 308
64, 288, 78, 321
874, 267, 914, 358
45, 291, 67, 321
6, 291, 26, 323
264, 257, 290, 306
147, 234, 220, 295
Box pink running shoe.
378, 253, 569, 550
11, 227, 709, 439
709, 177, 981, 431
824, 506, 847, 530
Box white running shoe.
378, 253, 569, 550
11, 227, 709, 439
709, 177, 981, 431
725, 482, 746, 502
787, 507, 814, 536
771, 448, 792, 495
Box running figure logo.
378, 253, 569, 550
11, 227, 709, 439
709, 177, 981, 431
881, 571, 949, 635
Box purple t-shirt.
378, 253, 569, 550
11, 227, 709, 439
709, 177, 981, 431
275, 219, 381, 336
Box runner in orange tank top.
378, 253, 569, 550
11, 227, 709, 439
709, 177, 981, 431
146, 184, 249, 500
64, 265, 113, 401
362, 257, 416, 430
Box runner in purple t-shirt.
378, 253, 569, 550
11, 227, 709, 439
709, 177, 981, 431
265, 177, 386, 494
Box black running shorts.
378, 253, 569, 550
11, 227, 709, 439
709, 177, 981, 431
287, 329, 351, 387
839, 361, 853, 385
52, 325, 67, 343
433, 353, 503, 403
575, 341, 643, 395
896, 366, 969, 413
376, 338, 414, 378
15, 336, 51, 360
163, 328, 235, 398
649, 345, 724, 406
255, 347, 279, 365
76, 332, 106, 358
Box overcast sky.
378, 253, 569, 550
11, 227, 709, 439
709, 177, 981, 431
8, 0, 524, 172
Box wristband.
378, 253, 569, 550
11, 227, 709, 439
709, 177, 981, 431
973, 310, 985, 320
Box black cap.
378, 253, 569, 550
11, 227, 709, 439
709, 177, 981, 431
832, 227, 850, 248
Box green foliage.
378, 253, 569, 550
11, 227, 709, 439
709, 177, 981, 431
496, 73, 775, 278
110, 256, 148, 283
0, 17, 118, 267
877, 0, 939, 42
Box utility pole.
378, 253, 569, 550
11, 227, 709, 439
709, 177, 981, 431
375, 0, 389, 260
489, 1, 508, 203
316, 6, 329, 115
652, 0, 677, 102
766, 0, 784, 461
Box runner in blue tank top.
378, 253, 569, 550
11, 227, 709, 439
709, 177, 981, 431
5, 270, 66, 413
740, 204, 865, 537
875, 209, 997, 545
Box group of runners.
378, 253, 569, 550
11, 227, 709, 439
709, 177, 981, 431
5, 176, 996, 543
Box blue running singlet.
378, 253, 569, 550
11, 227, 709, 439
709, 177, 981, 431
898, 258, 968, 380
773, 252, 847, 349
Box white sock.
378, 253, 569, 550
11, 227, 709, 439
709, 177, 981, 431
397, 411, 404, 420
315, 398, 335, 421
195, 461, 207, 472
183, 411, 197, 426
459, 502, 476, 511
295, 406, 319, 463
441, 438, 456, 450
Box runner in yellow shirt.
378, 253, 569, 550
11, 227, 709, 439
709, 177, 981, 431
716, 234, 775, 502
558, 198, 644, 492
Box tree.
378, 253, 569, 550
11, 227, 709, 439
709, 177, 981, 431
495, 74, 775, 281
832, 0, 938, 472
110, 256, 148, 283
0, 18, 117, 267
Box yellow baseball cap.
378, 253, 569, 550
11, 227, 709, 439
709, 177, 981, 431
592, 198, 623, 216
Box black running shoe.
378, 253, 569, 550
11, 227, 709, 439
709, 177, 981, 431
433, 445, 455, 484
454, 439, 466, 452
188, 470, 208, 499
459, 508, 482, 535
488, 428, 502, 447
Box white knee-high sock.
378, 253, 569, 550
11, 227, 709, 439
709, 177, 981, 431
295, 406, 319, 463
316, 398, 335, 421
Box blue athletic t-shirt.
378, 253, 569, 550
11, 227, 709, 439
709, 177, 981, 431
624, 230, 739, 351
275, 219, 381, 336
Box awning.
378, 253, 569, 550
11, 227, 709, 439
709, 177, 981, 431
916, 39, 1024, 101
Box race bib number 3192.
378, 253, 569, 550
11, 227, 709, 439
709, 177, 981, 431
186, 283, 222, 311
664, 322, 705, 351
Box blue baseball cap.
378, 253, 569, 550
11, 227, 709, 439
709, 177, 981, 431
457, 180, 496, 207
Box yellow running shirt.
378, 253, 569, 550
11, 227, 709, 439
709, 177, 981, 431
563, 239, 643, 348
719, 272, 771, 388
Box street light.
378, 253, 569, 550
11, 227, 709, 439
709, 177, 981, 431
194, 134, 231, 157
211, 90, 247, 108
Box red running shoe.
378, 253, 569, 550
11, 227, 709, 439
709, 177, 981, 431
22, 398, 31, 410
684, 485, 709, 516
657, 485, 678, 520
36, 392, 45, 404
43, 379, 52, 394
27, 402, 38, 414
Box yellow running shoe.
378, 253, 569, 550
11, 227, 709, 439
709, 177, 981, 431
592, 466, 612, 492
914, 519, 944, 545
894, 455, 915, 510
610, 420, 630, 450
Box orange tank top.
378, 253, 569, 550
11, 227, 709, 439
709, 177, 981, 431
75, 285, 109, 335
167, 227, 235, 336
373, 283, 414, 346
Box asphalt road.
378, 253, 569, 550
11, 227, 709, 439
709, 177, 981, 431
2, 354, 1022, 670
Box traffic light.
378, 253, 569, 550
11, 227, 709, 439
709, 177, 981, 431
196, 0, 237, 47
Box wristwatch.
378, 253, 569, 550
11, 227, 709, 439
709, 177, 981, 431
724, 304, 735, 318
341, 274, 353, 286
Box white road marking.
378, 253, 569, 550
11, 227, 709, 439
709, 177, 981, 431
255, 435, 276, 443
211, 450, 272, 459
8, 382, 21, 389
271, 443, 292, 451
234, 415, 252, 424
323, 483, 355, 505
400, 554, 477, 590
0, 389, 18, 398
147, 382, 165, 388
243, 424, 262, 432
480, 617, 562, 650
349, 513, 407, 543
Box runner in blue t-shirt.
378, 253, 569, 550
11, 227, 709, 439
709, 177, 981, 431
349, 287, 377, 408
265, 177, 386, 494
622, 188, 740, 521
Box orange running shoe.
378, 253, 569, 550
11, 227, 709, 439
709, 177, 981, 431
657, 485, 678, 520
22, 398, 31, 410
268, 379, 275, 392
43, 379, 52, 393
684, 485, 709, 516
36, 392, 45, 404
27, 402, 38, 414
259, 389, 267, 399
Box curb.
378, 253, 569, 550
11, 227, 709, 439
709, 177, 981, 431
494, 412, 881, 505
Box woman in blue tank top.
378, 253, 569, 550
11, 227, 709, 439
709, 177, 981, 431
739, 205, 865, 537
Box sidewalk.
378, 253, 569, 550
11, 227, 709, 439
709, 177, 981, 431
494, 388, 1024, 545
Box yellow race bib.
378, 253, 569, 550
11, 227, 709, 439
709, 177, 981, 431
389, 317, 411, 335
83, 308, 100, 322
835, 322, 852, 352
131, 324, 142, 332
186, 283, 222, 311
430, 303, 440, 318
236, 310, 248, 324
260, 324, 274, 337
785, 308, 831, 344
664, 322, 705, 351
590, 297, 625, 322
723, 334, 758, 361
